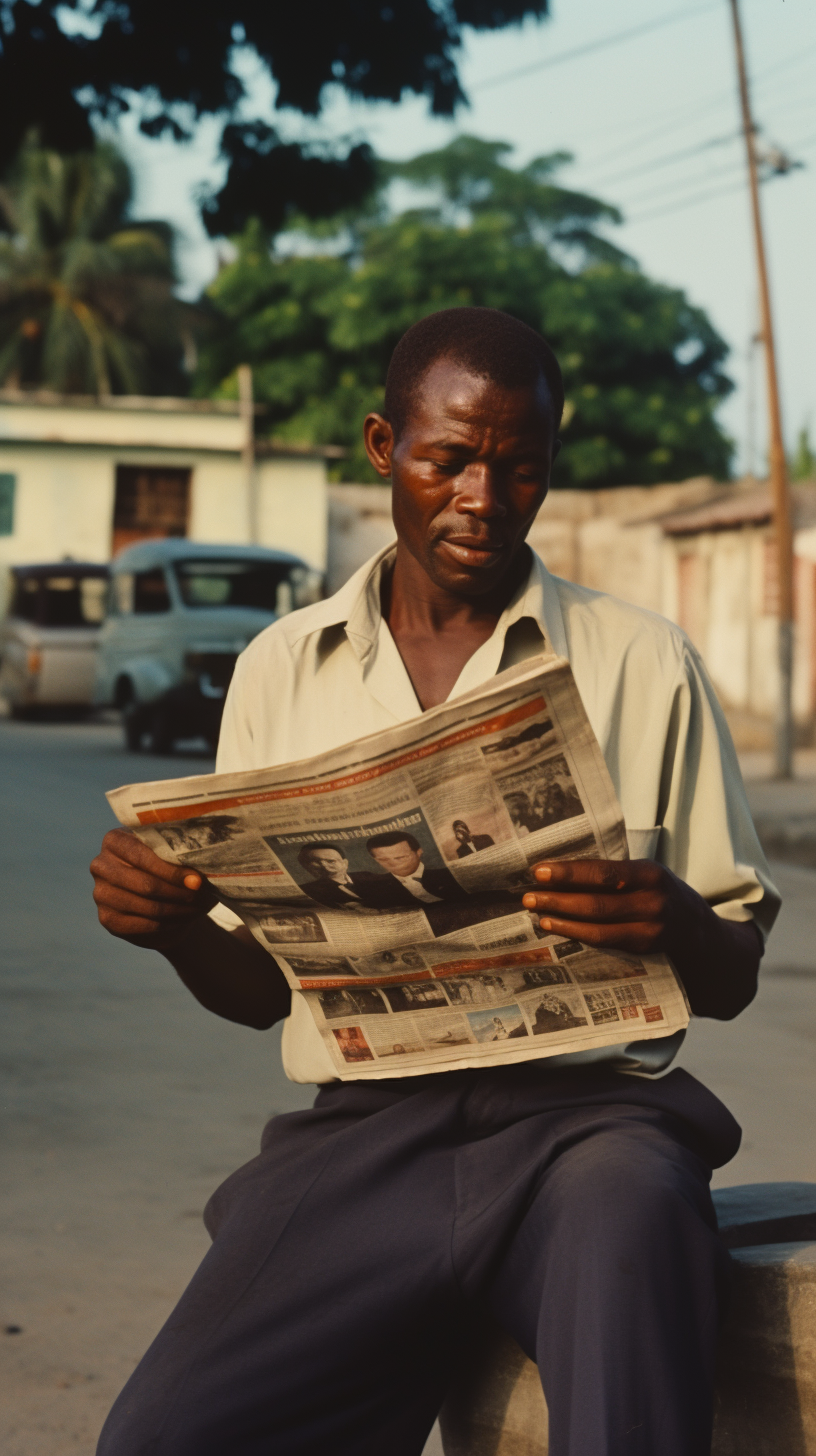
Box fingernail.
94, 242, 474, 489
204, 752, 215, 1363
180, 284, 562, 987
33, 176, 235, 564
539, 918, 552, 931
535, 866, 552, 881
522, 894, 536, 908
183, 874, 201, 890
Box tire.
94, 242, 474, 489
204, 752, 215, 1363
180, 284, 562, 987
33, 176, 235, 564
149, 705, 175, 755
122, 702, 147, 751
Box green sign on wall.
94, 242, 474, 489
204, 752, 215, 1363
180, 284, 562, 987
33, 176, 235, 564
0, 474, 15, 536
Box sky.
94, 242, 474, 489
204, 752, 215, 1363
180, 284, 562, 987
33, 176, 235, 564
115, 0, 815, 476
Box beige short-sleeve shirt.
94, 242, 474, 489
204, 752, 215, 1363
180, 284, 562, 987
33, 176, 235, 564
211, 544, 779, 1084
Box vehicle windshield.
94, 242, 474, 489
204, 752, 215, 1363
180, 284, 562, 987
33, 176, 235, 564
173, 559, 311, 614
13, 574, 107, 627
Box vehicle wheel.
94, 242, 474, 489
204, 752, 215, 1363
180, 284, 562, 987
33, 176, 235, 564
122, 702, 147, 751
149, 706, 175, 755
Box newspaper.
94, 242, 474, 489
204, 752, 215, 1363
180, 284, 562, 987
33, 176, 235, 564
107, 654, 689, 1079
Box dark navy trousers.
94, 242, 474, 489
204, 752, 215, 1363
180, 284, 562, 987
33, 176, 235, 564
96, 1064, 739, 1456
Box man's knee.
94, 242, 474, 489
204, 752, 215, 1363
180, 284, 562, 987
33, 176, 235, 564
546, 1118, 716, 1243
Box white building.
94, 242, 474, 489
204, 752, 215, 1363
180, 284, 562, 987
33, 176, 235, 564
0, 391, 333, 602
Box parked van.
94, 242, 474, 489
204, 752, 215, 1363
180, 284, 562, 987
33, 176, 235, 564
94, 540, 322, 752
0, 562, 109, 715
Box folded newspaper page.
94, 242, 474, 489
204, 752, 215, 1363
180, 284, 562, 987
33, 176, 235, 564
107, 654, 689, 1079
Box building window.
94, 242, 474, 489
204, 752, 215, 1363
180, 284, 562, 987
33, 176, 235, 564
0, 473, 15, 536
112, 465, 190, 556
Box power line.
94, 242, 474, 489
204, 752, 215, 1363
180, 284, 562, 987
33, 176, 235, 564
624, 132, 810, 225
555, 38, 816, 181
627, 176, 747, 224
617, 153, 745, 210
471, 2, 719, 94
590, 130, 739, 192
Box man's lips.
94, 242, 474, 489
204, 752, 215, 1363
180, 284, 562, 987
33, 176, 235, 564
437, 537, 509, 566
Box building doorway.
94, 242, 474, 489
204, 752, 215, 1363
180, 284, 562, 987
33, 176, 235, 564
112, 466, 191, 555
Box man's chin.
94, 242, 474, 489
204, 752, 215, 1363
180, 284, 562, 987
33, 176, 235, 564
429, 542, 517, 595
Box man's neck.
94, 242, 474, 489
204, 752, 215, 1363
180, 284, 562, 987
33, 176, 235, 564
383, 545, 529, 709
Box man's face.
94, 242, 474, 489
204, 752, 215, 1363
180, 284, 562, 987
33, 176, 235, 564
453, 822, 470, 842
303, 848, 349, 882
369, 840, 423, 877
364, 357, 558, 598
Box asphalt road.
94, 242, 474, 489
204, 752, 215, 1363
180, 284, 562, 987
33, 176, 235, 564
1, 718, 815, 1455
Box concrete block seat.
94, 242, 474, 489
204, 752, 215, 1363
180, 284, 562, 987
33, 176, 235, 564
438, 1183, 816, 1456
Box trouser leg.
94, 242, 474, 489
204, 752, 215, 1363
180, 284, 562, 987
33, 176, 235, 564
96, 1087, 466, 1456
481, 1111, 730, 1456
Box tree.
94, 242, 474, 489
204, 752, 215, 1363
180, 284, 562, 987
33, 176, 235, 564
790, 427, 815, 482
0, 0, 549, 235
194, 137, 734, 487
0, 140, 194, 395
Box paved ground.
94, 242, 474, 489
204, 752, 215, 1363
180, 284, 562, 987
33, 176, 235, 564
1, 719, 815, 1454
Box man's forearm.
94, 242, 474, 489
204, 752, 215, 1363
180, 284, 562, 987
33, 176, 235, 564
159, 916, 291, 1029
672, 914, 762, 1021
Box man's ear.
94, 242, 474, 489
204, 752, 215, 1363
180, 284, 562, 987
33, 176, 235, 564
363, 413, 395, 479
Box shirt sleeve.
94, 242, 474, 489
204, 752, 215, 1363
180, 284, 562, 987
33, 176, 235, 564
657, 641, 780, 942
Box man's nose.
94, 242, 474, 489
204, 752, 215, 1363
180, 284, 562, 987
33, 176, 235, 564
454, 463, 506, 519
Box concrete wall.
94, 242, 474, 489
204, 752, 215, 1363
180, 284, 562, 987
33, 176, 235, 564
191, 457, 328, 568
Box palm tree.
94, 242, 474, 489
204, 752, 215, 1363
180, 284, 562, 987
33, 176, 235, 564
0, 140, 195, 396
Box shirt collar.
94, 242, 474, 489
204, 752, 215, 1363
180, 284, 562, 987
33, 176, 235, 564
284, 539, 568, 721
287, 540, 567, 659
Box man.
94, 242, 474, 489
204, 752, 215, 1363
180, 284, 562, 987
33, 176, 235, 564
90, 306, 777, 1456
452, 818, 494, 856
294, 841, 380, 908
363, 829, 466, 906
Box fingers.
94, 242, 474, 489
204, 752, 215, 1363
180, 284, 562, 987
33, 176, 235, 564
92, 880, 204, 923
526, 916, 664, 954
521, 889, 666, 924
91, 831, 203, 905
96, 829, 202, 890
90, 828, 216, 946
530, 859, 665, 891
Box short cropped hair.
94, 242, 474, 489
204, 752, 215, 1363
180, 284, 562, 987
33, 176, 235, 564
384, 307, 564, 438
366, 831, 421, 854
297, 842, 345, 868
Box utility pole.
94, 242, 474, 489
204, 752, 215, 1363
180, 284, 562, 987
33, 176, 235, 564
238, 363, 258, 545
728, 0, 794, 778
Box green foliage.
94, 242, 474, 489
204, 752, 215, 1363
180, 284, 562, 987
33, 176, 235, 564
791, 427, 815, 482
0, 140, 195, 395
195, 137, 734, 487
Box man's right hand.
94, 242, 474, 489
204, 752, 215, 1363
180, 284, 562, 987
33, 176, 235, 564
91, 829, 216, 950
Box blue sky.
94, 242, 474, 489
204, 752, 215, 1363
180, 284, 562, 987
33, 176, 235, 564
114, 0, 815, 475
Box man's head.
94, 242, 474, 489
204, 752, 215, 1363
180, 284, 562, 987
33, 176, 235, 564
363, 308, 563, 599
297, 843, 350, 882
366, 830, 423, 878
452, 819, 471, 842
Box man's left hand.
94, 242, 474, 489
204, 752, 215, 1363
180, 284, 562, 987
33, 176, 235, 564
522, 859, 690, 957
522, 858, 762, 1019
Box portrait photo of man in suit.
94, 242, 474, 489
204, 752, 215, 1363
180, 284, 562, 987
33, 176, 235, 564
451, 818, 495, 857
295, 843, 381, 909
363, 831, 467, 908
